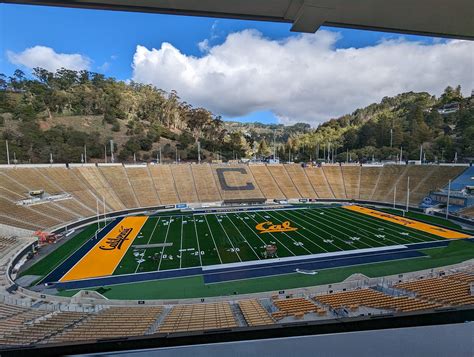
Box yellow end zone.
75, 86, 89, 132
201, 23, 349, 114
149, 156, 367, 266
60, 216, 148, 282
343, 205, 470, 239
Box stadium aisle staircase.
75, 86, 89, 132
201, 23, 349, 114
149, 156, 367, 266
148, 165, 180, 204
303, 166, 334, 198
98, 166, 140, 208
171, 164, 199, 203
72, 166, 125, 211
191, 164, 222, 202
124, 166, 160, 207
341, 165, 361, 199
238, 299, 275, 326
284, 164, 316, 198
248, 165, 285, 200
266, 165, 301, 199
358, 167, 381, 200
322, 166, 347, 199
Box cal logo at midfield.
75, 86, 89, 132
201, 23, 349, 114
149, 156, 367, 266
255, 221, 298, 234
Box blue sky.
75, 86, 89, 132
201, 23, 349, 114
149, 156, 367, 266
1, 3, 469, 125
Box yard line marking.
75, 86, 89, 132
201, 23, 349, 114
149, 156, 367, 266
295, 209, 375, 249
314, 208, 403, 247
269, 210, 330, 253
333, 207, 439, 242
253, 211, 314, 255
157, 216, 173, 271
225, 214, 261, 260
229, 212, 276, 255
203, 215, 224, 264
134, 217, 161, 274
281, 209, 346, 251
323, 208, 422, 245
193, 216, 203, 266
179, 216, 184, 269
244, 212, 296, 256
303, 208, 388, 248
288, 209, 361, 250
213, 215, 242, 262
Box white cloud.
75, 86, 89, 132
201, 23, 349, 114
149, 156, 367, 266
7, 45, 91, 72
132, 30, 474, 126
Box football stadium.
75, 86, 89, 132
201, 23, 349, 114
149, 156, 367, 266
0, 163, 472, 354
1, 0, 473, 356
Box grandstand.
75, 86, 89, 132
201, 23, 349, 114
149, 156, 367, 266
0, 163, 471, 231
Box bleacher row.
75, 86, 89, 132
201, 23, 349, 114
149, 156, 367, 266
0, 164, 466, 230
0, 272, 472, 348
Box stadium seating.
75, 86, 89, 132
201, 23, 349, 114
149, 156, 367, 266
271, 297, 324, 320
171, 164, 199, 203
191, 164, 222, 202
124, 166, 160, 207
98, 166, 140, 208
73, 166, 125, 211
0, 196, 62, 229
45, 306, 163, 343
459, 206, 474, 218
341, 165, 361, 199
266, 165, 301, 199
314, 288, 441, 313
158, 302, 238, 333
36, 168, 99, 214
395, 274, 474, 306
0, 164, 468, 231
0, 311, 87, 346
284, 164, 316, 198
358, 167, 382, 200
248, 164, 285, 199
238, 299, 275, 326
371, 165, 407, 202
322, 165, 347, 199
148, 165, 180, 204
212, 165, 264, 201
304, 167, 335, 198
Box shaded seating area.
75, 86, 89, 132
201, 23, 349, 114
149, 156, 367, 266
44, 306, 162, 344
0, 311, 87, 346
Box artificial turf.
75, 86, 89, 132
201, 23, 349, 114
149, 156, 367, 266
57, 240, 474, 300
22, 206, 471, 286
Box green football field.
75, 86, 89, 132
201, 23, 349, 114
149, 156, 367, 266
22, 205, 473, 283
111, 206, 452, 275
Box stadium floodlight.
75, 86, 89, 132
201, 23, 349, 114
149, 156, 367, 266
198, 141, 201, 164
405, 176, 410, 213
110, 140, 115, 163
5, 140, 10, 165
393, 185, 397, 209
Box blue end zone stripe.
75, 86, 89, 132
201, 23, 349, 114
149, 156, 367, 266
52, 267, 202, 290
40, 219, 121, 285
202, 250, 425, 284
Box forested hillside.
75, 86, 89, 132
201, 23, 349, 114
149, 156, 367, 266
0, 68, 472, 164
